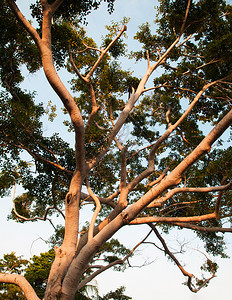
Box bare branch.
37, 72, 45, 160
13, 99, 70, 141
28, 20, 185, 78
69, 46, 101, 130
123, 109, 232, 225
171, 222, 232, 233
88, 21, 194, 171
0, 273, 40, 300
147, 182, 232, 208
80, 191, 116, 208
86, 179, 102, 241
159, 200, 202, 213
85, 25, 127, 81
180, 0, 191, 35
126, 81, 218, 194
149, 223, 216, 293
68, 46, 87, 82
147, 166, 170, 187
130, 212, 216, 225
120, 146, 128, 189
17, 144, 73, 175
146, 50, 150, 67
215, 177, 228, 219
78, 230, 153, 289
12, 183, 65, 222
142, 82, 168, 93
177, 34, 193, 47
148, 80, 219, 162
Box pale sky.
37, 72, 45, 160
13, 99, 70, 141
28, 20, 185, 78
1, 1, 232, 299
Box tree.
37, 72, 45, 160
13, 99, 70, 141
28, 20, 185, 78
0, 0, 232, 299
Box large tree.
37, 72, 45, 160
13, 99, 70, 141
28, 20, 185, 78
0, 0, 232, 299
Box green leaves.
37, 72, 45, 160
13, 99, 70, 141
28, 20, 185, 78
30, 0, 116, 25
25, 250, 55, 298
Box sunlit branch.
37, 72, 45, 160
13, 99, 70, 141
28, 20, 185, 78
146, 50, 150, 67
142, 82, 167, 93
86, 179, 102, 241
149, 223, 216, 293
147, 166, 170, 187
165, 106, 172, 126
147, 182, 232, 208
170, 222, 232, 233
0, 273, 40, 300
17, 144, 73, 175
130, 212, 216, 225
88, 17, 193, 172
159, 200, 202, 213
125, 108, 232, 225
82, 42, 102, 53
80, 192, 116, 208
6, 0, 42, 47
180, 0, 191, 35
148, 80, 218, 161
12, 183, 65, 222
183, 59, 220, 76
126, 81, 217, 194
85, 84, 101, 130
177, 34, 193, 47
69, 47, 101, 130
85, 25, 127, 81
215, 177, 228, 219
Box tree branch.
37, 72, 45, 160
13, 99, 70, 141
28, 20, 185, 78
170, 222, 232, 233
77, 230, 153, 290
85, 25, 127, 81
0, 273, 40, 300
6, 0, 42, 48
147, 182, 232, 208
130, 212, 216, 225
149, 223, 216, 293
86, 179, 102, 241
80, 192, 116, 208
17, 143, 73, 175
123, 108, 232, 226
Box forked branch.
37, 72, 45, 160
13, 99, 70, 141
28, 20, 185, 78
149, 223, 216, 293
77, 229, 153, 290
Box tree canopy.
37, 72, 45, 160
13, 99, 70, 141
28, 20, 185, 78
0, 0, 232, 299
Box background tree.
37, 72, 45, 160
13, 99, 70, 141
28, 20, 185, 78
0, 0, 231, 299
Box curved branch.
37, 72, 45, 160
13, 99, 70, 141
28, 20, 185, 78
149, 223, 216, 293
86, 179, 102, 241
147, 182, 232, 208
13, 203, 62, 223
80, 191, 116, 208
12, 184, 65, 222
0, 273, 40, 300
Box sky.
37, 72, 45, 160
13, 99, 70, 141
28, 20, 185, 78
1, 0, 232, 299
